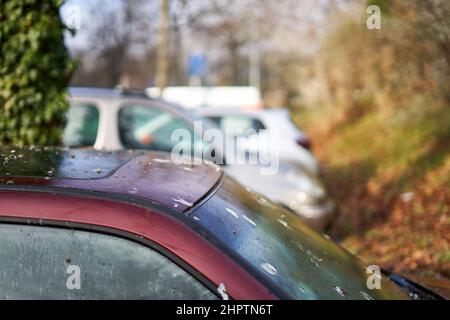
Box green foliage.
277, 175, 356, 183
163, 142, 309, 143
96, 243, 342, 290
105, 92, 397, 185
306, 0, 450, 112
367, 0, 391, 16
296, 1, 450, 277
0, 0, 75, 146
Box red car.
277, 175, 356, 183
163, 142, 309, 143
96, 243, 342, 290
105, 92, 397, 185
0, 147, 448, 299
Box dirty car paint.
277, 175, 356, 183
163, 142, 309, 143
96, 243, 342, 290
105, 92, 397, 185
191, 177, 409, 300
0, 147, 222, 212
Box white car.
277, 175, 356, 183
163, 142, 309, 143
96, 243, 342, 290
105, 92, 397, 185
65, 87, 336, 230
147, 86, 263, 110
196, 107, 319, 176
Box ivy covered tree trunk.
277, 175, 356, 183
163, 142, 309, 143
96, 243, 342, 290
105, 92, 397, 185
0, 0, 75, 146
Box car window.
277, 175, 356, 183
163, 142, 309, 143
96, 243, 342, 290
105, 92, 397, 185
119, 104, 195, 153
0, 224, 216, 300
64, 103, 99, 147
209, 115, 266, 137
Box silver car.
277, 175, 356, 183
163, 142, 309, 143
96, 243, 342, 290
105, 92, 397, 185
65, 87, 335, 230
196, 107, 319, 176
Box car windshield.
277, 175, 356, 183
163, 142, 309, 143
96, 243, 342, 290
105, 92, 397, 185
191, 177, 409, 300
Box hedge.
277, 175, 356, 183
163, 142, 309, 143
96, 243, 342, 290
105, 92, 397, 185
0, 0, 75, 146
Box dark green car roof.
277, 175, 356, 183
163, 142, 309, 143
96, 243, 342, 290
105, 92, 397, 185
192, 178, 410, 300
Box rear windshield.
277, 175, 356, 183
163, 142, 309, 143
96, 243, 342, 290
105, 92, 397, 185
191, 177, 408, 300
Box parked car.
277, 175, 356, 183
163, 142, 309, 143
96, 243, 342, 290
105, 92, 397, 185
147, 86, 263, 110
196, 107, 318, 175
1, 147, 448, 299
65, 87, 335, 231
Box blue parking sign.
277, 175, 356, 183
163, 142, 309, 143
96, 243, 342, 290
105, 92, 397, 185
188, 54, 207, 77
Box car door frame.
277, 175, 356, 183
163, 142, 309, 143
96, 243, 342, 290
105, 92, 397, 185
0, 190, 277, 300
0, 220, 220, 300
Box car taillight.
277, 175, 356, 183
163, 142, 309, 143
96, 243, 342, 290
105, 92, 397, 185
296, 136, 312, 150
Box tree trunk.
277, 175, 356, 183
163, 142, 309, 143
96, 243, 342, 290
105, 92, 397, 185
156, 0, 169, 93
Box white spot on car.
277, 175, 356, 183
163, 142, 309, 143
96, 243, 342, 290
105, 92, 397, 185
334, 286, 346, 296
277, 218, 291, 229
242, 215, 256, 227
297, 286, 306, 294
171, 197, 193, 207
360, 291, 374, 300
226, 208, 239, 219
217, 283, 229, 300
153, 158, 170, 163
261, 262, 277, 275
129, 187, 138, 194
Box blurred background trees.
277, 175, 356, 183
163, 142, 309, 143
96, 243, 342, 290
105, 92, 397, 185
0, 0, 74, 145
296, 0, 450, 278
69, 0, 156, 87
66, 0, 339, 101
65, 0, 449, 110
301, 0, 450, 111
